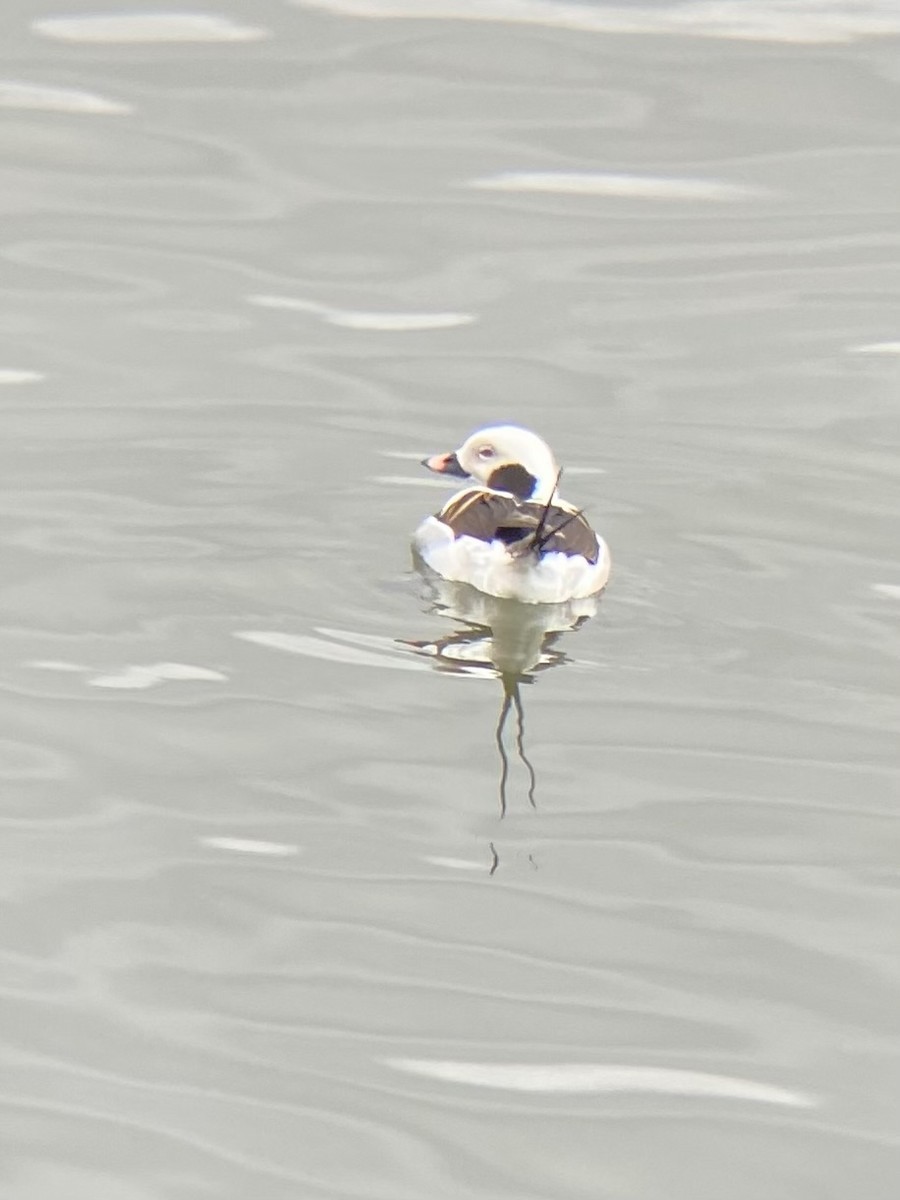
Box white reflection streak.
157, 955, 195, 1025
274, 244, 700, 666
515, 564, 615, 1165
0, 369, 44, 384
201, 837, 299, 856
373, 474, 462, 489
315, 626, 416, 652
0, 82, 130, 114
289, 0, 900, 44
88, 663, 227, 689
386, 1060, 816, 1107
32, 13, 269, 42
468, 171, 761, 201
850, 341, 900, 353
248, 293, 474, 331
235, 630, 431, 671
424, 855, 484, 870
26, 660, 89, 672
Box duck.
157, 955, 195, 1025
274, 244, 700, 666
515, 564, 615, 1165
412, 425, 611, 604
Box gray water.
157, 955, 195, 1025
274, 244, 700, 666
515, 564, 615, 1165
1, 2, 899, 1197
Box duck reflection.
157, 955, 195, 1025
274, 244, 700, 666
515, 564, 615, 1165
400, 576, 597, 827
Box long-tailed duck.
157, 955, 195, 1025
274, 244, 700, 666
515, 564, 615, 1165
412, 425, 610, 604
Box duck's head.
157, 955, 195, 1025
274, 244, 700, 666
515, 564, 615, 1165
422, 425, 559, 504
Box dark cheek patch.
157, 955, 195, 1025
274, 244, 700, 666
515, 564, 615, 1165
487, 463, 538, 499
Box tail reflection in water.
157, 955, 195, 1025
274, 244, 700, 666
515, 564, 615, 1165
400, 579, 598, 831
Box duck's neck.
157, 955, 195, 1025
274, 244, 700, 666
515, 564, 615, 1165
530, 448, 561, 505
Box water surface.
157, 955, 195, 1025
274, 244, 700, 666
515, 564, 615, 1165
1, 2, 898, 1197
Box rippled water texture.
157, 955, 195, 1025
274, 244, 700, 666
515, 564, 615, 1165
0, 2, 898, 1197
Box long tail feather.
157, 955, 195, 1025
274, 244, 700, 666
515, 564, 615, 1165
532, 468, 563, 547
534, 506, 585, 554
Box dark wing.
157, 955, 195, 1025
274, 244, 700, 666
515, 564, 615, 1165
436, 490, 533, 543
436, 492, 599, 564
535, 506, 600, 564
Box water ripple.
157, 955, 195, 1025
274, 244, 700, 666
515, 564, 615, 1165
249, 293, 476, 331
0, 369, 43, 385
86, 663, 228, 691
467, 171, 766, 201
291, 0, 900, 43
385, 1059, 817, 1106
200, 837, 300, 858
32, 12, 270, 43
0, 82, 131, 116
234, 629, 432, 671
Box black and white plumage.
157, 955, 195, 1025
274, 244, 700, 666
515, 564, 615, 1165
412, 425, 611, 604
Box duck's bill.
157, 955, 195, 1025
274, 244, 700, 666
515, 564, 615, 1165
422, 451, 469, 478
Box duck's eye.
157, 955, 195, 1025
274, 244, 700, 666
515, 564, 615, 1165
477, 445, 495, 460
